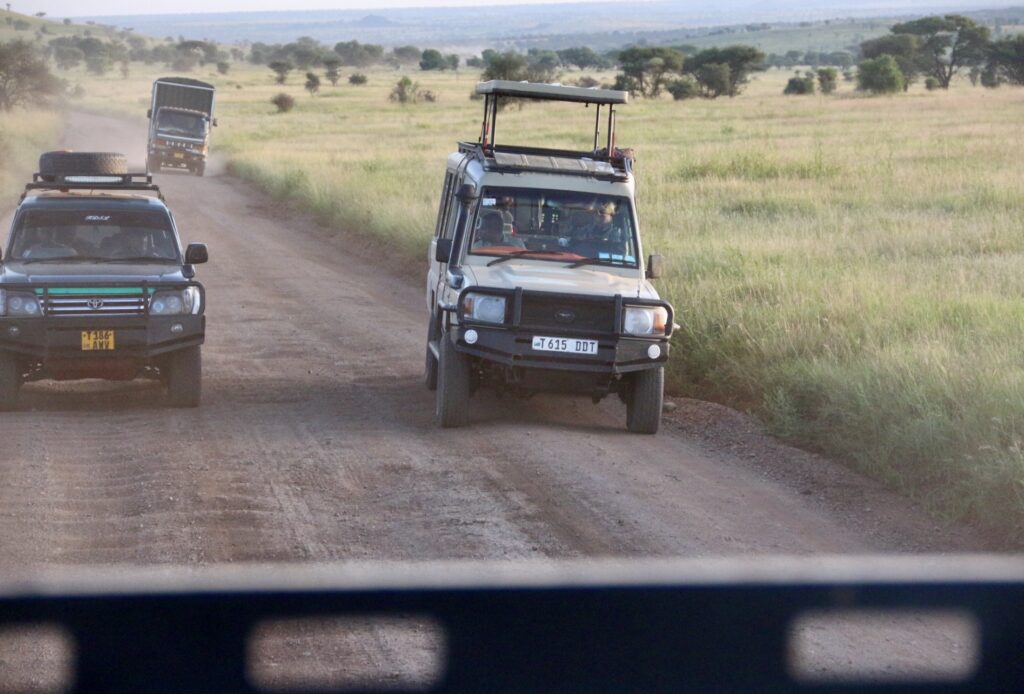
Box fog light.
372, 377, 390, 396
8, 326, 20, 338
647, 344, 661, 360
464, 329, 478, 345
170, 323, 184, 334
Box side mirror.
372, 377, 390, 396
212, 118, 219, 128
147, 108, 152, 119
0, 247, 4, 261
435, 238, 453, 264
455, 182, 477, 204
185, 243, 209, 265
646, 253, 664, 280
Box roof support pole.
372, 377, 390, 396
592, 104, 602, 152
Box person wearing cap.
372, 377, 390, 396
575, 200, 617, 240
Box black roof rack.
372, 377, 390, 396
21, 172, 164, 202
458, 142, 634, 181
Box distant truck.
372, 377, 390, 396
146, 77, 217, 177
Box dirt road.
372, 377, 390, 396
0, 112, 992, 682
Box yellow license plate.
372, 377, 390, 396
81, 330, 115, 351
174, 152, 185, 159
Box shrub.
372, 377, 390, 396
856, 55, 905, 94
575, 75, 600, 88
817, 67, 838, 94
389, 75, 425, 104
667, 76, 700, 100
216, 61, 230, 75
925, 76, 940, 90
348, 72, 367, 85
304, 71, 320, 95
784, 72, 816, 95
268, 60, 292, 85
270, 92, 295, 113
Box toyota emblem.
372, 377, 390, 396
554, 309, 575, 324
87, 298, 104, 310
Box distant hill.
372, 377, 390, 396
74, 1, 1022, 48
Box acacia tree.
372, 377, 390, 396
616, 47, 684, 98
323, 57, 341, 85
0, 41, 62, 111
987, 35, 1024, 85
890, 15, 991, 89
683, 46, 765, 97
304, 71, 320, 95
268, 60, 292, 84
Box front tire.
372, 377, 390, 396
194, 162, 206, 177
147, 155, 161, 174
0, 354, 20, 412
167, 346, 202, 408
435, 335, 470, 428
626, 366, 663, 434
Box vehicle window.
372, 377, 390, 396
156, 110, 208, 139
440, 177, 464, 240
434, 173, 454, 238
468, 187, 638, 267
9, 209, 180, 262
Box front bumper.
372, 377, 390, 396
149, 146, 206, 166
451, 324, 668, 375
0, 314, 205, 360
450, 288, 672, 375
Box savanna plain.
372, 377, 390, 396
6, 59, 1024, 542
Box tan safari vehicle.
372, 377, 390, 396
425, 81, 673, 433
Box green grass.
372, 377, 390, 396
66, 62, 1024, 542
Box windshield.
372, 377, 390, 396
467, 187, 638, 267
8, 208, 180, 263
156, 109, 208, 139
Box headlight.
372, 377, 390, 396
623, 306, 668, 336
151, 287, 201, 316
461, 292, 507, 324
1, 290, 42, 317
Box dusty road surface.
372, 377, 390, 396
0, 112, 996, 686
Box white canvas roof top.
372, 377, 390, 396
475, 80, 628, 105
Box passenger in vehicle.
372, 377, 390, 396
575, 201, 617, 240
474, 213, 524, 249
20, 227, 75, 259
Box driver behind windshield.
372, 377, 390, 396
156, 110, 208, 139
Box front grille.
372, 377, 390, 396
519, 293, 616, 333
42, 294, 147, 317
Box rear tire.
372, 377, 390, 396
167, 346, 202, 408
424, 314, 439, 391
435, 335, 470, 428
0, 354, 20, 412
194, 162, 206, 177
626, 366, 663, 434
39, 151, 128, 181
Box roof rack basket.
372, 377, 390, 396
474, 81, 629, 164
22, 172, 164, 201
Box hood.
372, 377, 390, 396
1, 262, 186, 284
464, 260, 659, 300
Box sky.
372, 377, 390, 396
18, 0, 617, 17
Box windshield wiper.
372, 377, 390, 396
565, 257, 631, 269
18, 256, 105, 264
105, 257, 178, 264
486, 250, 571, 267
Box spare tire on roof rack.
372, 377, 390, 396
38, 151, 129, 182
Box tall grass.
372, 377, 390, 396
0, 109, 61, 206
75, 65, 1024, 540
